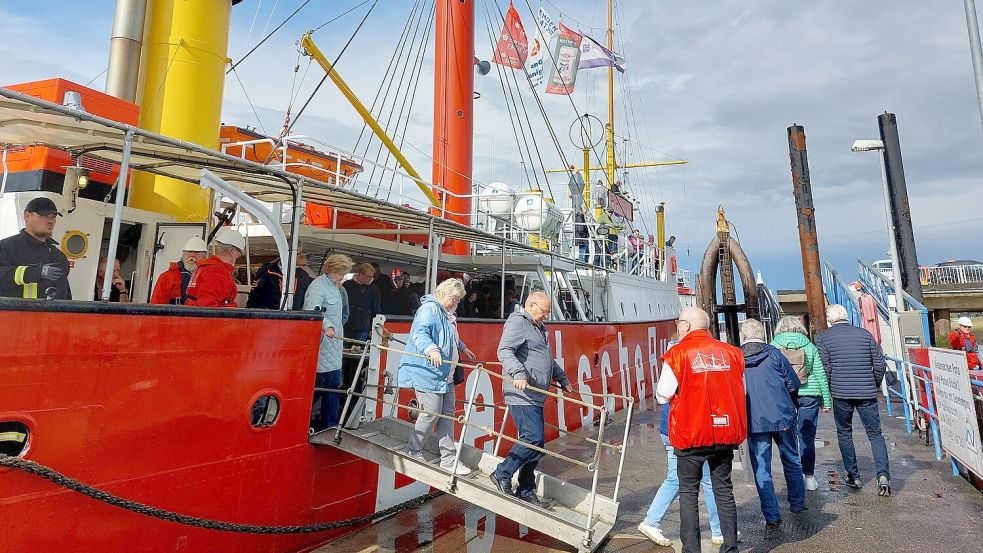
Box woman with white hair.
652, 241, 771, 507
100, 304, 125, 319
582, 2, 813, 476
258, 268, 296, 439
397, 278, 476, 475
771, 315, 831, 491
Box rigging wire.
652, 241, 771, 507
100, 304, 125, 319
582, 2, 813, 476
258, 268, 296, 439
490, 0, 558, 198
230, 66, 270, 137
385, 1, 438, 202
482, 2, 540, 190
311, 0, 374, 33
353, 0, 423, 155
283, 0, 380, 137
365, 0, 431, 189
240, 0, 265, 56
227, 0, 311, 74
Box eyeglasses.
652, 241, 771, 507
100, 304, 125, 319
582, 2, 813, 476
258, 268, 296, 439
532, 302, 551, 314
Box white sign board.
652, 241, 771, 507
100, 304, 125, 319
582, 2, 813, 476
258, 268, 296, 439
928, 347, 983, 478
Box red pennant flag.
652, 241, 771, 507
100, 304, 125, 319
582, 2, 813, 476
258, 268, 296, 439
492, 1, 528, 69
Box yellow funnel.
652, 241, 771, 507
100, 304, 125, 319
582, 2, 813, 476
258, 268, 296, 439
131, 0, 233, 221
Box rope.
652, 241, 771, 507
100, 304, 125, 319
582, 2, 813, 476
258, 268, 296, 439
228, 0, 313, 74
0, 454, 442, 534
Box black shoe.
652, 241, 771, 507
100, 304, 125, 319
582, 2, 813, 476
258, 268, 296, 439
846, 475, 863, 489
517, 493, 554, 510
766, 518, 782, 527
790, 506, 809, 514
877, 475, 891, 496
489, 473, 513, 495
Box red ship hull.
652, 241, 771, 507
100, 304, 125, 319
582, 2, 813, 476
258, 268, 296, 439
0, 300, 673, 552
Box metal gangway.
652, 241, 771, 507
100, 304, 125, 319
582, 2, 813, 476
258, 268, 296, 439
309, 329, 633, 553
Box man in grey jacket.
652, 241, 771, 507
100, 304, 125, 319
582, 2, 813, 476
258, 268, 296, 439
490, 291, 572, 508
815, 304, 890, 496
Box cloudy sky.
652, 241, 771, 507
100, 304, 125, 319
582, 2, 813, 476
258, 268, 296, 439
3, 0, 982, 290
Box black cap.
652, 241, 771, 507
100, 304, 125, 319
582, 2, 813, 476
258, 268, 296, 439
25, 197, 61, 217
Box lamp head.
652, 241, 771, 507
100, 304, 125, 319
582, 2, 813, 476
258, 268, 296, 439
851, 139, 885, 152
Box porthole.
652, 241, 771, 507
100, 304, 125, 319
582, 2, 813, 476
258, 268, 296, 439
0, 421, 30, 457
60, 230, 88, 260
407, 398, 420, 423
634, 304, 638, 315
250, 395, 280, 428
620, 302, 625, 315
648, 304, 653, 314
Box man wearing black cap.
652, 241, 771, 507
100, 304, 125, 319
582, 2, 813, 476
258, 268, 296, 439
0, 197, 72, 299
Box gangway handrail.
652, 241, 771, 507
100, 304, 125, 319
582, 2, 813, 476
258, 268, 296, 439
324, 329, 636, 547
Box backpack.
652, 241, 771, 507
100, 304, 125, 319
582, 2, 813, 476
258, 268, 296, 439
779, 347, 809, 384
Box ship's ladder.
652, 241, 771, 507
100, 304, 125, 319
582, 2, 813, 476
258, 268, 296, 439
309, 332, 634, 553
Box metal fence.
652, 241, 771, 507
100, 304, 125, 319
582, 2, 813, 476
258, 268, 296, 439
920, 264, 983, 286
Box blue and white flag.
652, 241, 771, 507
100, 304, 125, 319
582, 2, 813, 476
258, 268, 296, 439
578, 33, 626, 73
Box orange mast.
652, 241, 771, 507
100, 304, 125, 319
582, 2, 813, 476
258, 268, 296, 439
432, 0, 474, 255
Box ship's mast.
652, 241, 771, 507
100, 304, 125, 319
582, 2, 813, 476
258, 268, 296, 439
606, 0, 616, 187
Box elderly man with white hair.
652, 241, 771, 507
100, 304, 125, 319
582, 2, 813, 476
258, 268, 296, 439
490, 290, 572, 509
815, 304, 890, 496
642, 306, 745, 553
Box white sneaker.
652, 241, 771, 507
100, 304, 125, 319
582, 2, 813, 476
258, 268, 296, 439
638, 522, 672, 546
805, 475, 819, 491
441, 462, 472, 476
711, 531, 741, 545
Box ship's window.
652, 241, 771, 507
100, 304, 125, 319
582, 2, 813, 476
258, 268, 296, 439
0, 421, 30, 457
634, 304, 638, 315
250, 396, 280, 428
648, 304, 653, 314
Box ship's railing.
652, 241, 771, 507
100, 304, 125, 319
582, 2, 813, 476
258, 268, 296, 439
919, 264, 983, 287
321, 330, 635, 546
756, 274, 784, 341
821, 261, 863, 327
221, 135, 664, 282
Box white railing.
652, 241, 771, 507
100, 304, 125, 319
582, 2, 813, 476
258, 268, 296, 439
920, 264, 983, 286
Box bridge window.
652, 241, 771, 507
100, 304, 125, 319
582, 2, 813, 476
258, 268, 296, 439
0, 421, 30, 457
250, 395, 281, 428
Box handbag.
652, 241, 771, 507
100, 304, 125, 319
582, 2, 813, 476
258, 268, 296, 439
453, 365, 465, 385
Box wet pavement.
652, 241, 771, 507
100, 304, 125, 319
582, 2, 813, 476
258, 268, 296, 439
316, 398, 983, 552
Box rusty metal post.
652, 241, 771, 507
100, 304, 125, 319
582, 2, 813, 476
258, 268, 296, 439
788, 125, 828, 336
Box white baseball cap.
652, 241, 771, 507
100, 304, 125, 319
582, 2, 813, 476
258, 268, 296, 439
958, 316, 974, 328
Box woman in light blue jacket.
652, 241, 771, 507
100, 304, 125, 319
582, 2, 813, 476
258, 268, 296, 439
397, 278, 475, 475
304, 253, 353, 431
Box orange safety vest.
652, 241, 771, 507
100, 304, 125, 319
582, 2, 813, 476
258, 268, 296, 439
663, 329, 747, 450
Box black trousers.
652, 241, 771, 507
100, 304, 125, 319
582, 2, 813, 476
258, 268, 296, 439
677, 447, 738, 553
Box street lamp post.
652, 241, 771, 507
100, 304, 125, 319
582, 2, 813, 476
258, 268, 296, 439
852, 139, 913, 408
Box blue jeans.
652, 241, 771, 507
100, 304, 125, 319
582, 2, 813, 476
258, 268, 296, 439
577, 241, 589, 263
643, 435, 722, 537
797, 395, 822, 475
748, 425, 807, 523
493, 404, 545, 498
313, 370, 342, 431
833, 398, 890, 480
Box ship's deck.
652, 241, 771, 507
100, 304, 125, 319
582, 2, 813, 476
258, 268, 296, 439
314, 397, 983, 552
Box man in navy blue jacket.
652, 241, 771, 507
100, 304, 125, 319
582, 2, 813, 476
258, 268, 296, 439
815, 304, 890, 496
740, 319, 806, 526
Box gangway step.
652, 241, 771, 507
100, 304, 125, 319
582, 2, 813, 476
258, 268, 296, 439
310, 416, 617, 552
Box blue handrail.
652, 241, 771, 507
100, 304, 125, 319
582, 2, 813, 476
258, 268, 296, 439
857, 258, 933, 346
821, 261, 862, 327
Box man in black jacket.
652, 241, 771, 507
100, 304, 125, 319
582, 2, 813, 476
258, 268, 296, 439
0, 197, 72, 300
343, 262, 380, 341
815, 303, 890, 496
246, 249, 313, 310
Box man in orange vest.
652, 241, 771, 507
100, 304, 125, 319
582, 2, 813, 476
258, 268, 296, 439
648, 306, 746, 553
185, 228, 245, 308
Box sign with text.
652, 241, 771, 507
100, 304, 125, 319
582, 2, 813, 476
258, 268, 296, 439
928, 347, 983, 478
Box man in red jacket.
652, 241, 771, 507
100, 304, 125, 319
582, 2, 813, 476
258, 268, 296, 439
150, 236, 207, 305
652, 306, 746, 553
949, 317, 982, 370
185, 229, 245, 308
